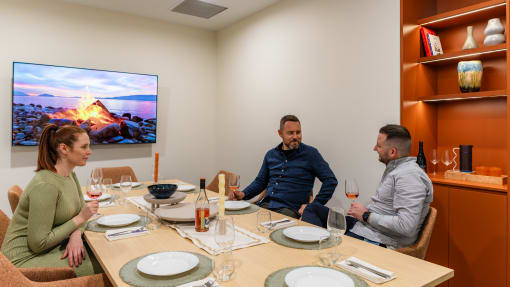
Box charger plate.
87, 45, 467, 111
264, 265, 368, 287
120, 251, 212, 287
270, 228, 339, 250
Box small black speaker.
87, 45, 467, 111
459, 145, 473, 172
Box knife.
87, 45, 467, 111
346, 260, 391, 279
109, 227, 146, 237
270, 218, 291, 227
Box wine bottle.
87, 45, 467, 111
416, 141, 427, 173
195, 178, 210, 232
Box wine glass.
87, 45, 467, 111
214, 216, 235, 282
228, 174, 240, 196
119, 175, 132, 206
442, 149, 453, 171
86, 178, 103, 200
90, 168, 103, 188
344, 179, 359, 202
430, 149, 438, 175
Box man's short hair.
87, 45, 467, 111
280, 115, 300, 130
379, 124, 412, 156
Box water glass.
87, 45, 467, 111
145, 209, 162, 231
256, 210, 272, 233
119, 175, 132, 205
318, 235, 340, 266
214, 216, 235, 282
213, 249, 235, 282
102, 178, 112, 199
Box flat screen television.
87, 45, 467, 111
12, 62, 158, 146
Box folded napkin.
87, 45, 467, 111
169, 222, 269, 255
337, 256, 396, 283
208, 197, 219, 202
261, 218, 298, 230
105, 226, 149, 241
177, 277, 221, 287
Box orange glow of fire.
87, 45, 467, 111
49, 94, 118, 129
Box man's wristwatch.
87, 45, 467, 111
362, 211, 371, 223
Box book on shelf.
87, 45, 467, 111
420, 26, 443, 57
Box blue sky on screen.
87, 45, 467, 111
13, 63, 157, 100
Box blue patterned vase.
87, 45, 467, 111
457, 60, 483, 93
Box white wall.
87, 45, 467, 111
216, 0, 400, 210
0, 0, 218, 216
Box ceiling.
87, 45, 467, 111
62, 0, 281, 31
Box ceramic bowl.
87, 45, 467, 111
148, 184, 178, 199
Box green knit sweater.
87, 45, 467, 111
2, 170, 86, 266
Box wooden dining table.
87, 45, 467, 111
84, 179, 453, 287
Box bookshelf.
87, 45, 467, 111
401, 0, 509, 286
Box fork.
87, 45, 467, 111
192, 279, 215, 287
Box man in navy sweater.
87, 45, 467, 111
228, 115, 338, 218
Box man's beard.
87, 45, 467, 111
284, 140, 300, 150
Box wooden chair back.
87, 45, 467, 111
396, 206, 437, 259
101, 166, 138, 184
8, 185, 23, 213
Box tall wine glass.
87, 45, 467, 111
228, 174, 240, 195
119, 175, 132, 206
430, 149, 438, 175
325, 207, 346, 263
441, 149, 453, 171
90, 168, 103, 188
344, 179, 359, 203
214, 216, 235, 282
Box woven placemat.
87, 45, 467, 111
264, 265, 369, 287
113, 184, 148, 191
119, 252, 213, 287
225, 204, 260, 215
269, 228, 341, 250
86, 216, 151, 232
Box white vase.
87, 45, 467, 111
484, 18, 504, 36
462, 26, 478, 50
484, 33, 505, 46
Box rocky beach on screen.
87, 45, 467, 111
13, 99, 156, 145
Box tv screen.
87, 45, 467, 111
12, 62, 157, 146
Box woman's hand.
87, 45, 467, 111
73, 201, 99, 226
61, 230, 85, 267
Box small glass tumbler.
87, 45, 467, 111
318, 234, 340, 266
256, 210, 272, 233
213, 248, 235, 282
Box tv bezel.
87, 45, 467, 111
11, 61, 159, 146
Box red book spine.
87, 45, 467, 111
420, 27, 432, 57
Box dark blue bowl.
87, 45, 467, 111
148, 184, 177, 199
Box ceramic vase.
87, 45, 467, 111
457, 61, 483, 93
462, 26, 478, 50
484, 18, 505, 46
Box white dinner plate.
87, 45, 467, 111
285, 267, 355, 287
224, 200, 250, 210
96, 214, 140, 227
283, 226, 330, 242
136, 252, 199, 276
83, 193, 112, 202
113, 182, 142, 188
177, 184, 196, 192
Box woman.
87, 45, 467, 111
2, 124, 102, 276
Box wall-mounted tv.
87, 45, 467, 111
12, 62, 158, 146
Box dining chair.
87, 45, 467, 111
8, 185, 23, 213
101, 166, 138, 184
0, 209, 82, 283
0, 209, 10, 246
206, 170, 238, 195
0, 251, 112, 286
396, 206, 437, 259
